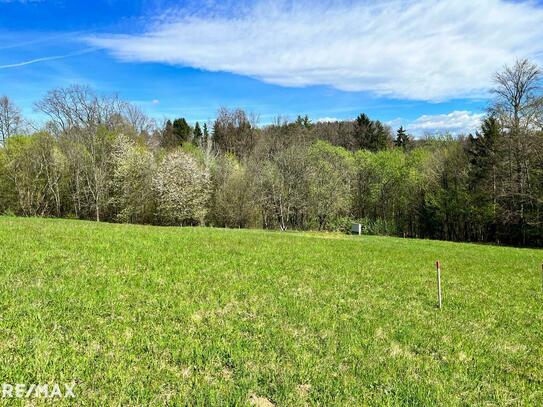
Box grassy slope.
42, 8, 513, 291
0, 216, 541, 406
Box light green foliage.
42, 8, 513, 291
0, 134, 66, 216
0, 140, 13, 213
71, 126, 119, 221
354, 148, 427, 236
307, 140, 354, 230
1, 136, 46, 215
210, 154, 257, 228
0, 217, 541, 405
253, 143, 310, 230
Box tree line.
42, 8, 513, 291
0, 60, 542, 246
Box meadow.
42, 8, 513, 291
0, 216, 541, 405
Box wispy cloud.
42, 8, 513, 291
0, 0, 43, 3
85, 0, 543, 102
0, 48, 95, 69
407, 111, 484, 135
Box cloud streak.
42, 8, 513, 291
0, 48, 95, 69
85, 0, 543, 101
0, 0, 43, 3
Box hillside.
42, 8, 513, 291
0, 217, 541, 405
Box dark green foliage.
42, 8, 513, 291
203, 123, 209, 144
160, 118, 192, 148
159, 119, 175, 148
423, 141, 472, 241
394, 126, 411, 150
172, 118, 192, 144
295, 115, 313, 130
465, 116, 501, 241
354, 113, 392, 151
193, 121, 203, 146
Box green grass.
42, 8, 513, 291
0, 216, 541, 405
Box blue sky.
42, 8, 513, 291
1, 0, 543, 134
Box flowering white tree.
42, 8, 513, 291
112, 135, 156, 224
153, 150, 211, 225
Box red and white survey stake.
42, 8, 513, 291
436, 261, 442, 309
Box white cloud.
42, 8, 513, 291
151, 99, 160, 105
386, 118, 403, 128
407, 110, 484, 135
85, 0, 543, 101
317, 117, 340, 123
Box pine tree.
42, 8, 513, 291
172, 118, 192, 145
467, 117, 500, 183
193, 122, 203, 146
354, 114, 391, 152
203, 123, 209, 145
295, 115, 313, 130
394, 126, 411, 150
466, 116, 502, 241
372, 121, 391, 151
160, 120, 175, 148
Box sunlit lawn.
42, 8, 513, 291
0, 216, 541, 405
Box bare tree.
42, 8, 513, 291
35, 86, 126, 221
490, 59, 543, 243
491, 59, 542, 133
0, 96, 22, 145
121, 103, 156, 137
253, 143, 310, 230
212, 107, 258, 157
34, 85, 125, 135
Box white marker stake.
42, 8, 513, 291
436, 261, 442, 309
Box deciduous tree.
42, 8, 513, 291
0, 96, 22, 144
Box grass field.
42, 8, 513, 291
0, 217, 541, 405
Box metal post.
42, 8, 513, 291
436, 261, 442, 309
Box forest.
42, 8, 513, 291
0, 59, 542, 247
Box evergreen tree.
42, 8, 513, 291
203, 123, 209, 145
160, 120, 175, 148
295, 115, 313, 130
353, 113, 391, 152
193, 122, 203, 146
466, 116, 502, 240
172, 118, 192, 145
394, 126, 411, 150
372, 121, 392, 151
467, 117, 500, 178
